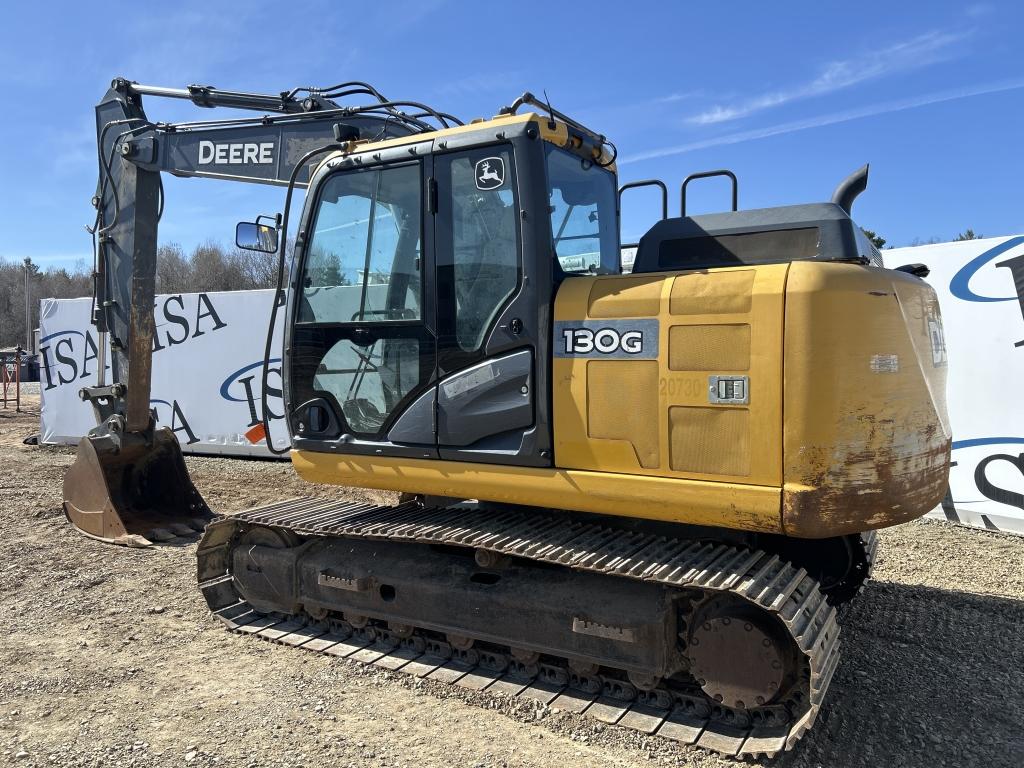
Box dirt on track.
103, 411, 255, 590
2, 395, 1023, 768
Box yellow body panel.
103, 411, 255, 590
293, 262, 950, 539
291, 452, 782, 533
781, 262, 950, 536
553, 266, 787, 487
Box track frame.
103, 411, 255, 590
198, 498, 848, 757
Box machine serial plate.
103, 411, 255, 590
708, 375, 750, 405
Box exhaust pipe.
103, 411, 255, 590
831, 164, 869, 214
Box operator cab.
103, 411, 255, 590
257, 111, 619, 469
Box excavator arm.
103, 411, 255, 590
65, 77, 438, 546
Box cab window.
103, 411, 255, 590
545, 145, 619, 275
440, 148, 520, 353
299, 162, 421, 324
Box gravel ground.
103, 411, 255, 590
2, 394, 1023, 767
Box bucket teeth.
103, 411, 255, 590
120, 534, 154, 548
62, 428, 214, 547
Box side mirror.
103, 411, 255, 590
236, 221, 278, 253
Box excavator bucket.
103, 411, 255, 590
63, 429, 213, 547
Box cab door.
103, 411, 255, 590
432, 144, 549, 466
287, 157, 440, 458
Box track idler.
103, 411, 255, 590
63, 426, 213, 547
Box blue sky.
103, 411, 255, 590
1, 1, 1021, 271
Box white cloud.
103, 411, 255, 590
687, 30, 971, 125
965, 3, 994, 18
620, 78, 1024, 164
654, 90, 704, 104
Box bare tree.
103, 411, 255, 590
0, 257, 91, 348
155, 243, 192, 294
0, 238, 285, 347
234, 245, 280, 289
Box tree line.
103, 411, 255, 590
0, 228, 992, 349
0, 241, 278, 349
862, 228, 982, 249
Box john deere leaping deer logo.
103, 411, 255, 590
475, 157, 505, 190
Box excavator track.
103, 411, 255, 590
848, 529, 879, 601
787, 529, 878, 607
197, 498, 844, 758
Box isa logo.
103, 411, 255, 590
38, 329, 108, 390
949, 236, 1024, 349
219, 358, 284, 443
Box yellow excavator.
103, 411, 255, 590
64, 78, 950, 757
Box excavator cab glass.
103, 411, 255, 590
299, 163, 422, 324
293, 160, 428, 439
544, 144, 618, 275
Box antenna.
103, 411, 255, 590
542, 89, 556, 129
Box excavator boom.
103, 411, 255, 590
64, 78, 429, 545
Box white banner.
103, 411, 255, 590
886, 236, 1024, 534
38, 237, 1024, 533
39, 290, 285, 457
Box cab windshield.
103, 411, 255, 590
545, 144, 619, 275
